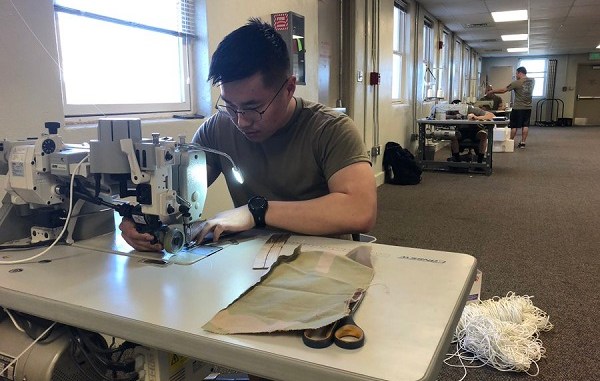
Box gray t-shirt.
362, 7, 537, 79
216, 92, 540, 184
192, 98, 370, 207
479, 94, 503, 110
467, 105, 487, 117
507, 77, 535, 109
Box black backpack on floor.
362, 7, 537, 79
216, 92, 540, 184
382, 142, 422, 185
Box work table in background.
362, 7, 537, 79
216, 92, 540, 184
417, 118, 510, 176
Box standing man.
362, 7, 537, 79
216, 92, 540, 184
486, 67, 534, 148
120, 18, 377, 251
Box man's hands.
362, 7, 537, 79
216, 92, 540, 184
468, 112, 494, 121
193, 205, 255, 243
119, 218, 163, 252
119, 205, 256, 252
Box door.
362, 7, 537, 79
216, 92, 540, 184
488, 66, 514, 107
574, 64, 600, 125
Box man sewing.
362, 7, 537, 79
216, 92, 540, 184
444, 100, 495, 164
479, 85, 505, 111
120, 18, 377, 251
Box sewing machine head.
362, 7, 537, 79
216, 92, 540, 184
0, 119, 209, 253
432, 103, 470, 120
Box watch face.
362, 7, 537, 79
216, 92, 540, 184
248, 196, 267, 227
250, 196, 267, 210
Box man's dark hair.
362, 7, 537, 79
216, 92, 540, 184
208, 18, 290, 88
516, 66, 527, 74
451, 99, 461, 104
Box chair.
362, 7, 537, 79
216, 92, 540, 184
458, 138, 480, 162
456, 125, 485, 162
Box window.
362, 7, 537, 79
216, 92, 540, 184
462, 46, 470, 100
423, 17, 434, 98
468, 50, 479, 101
392, 1, 408, 101
423, 18, 434, 67
438, 30, 450, 99
451, 39, 462, 101
54, 0, 195, 118
518, 58, 546, 97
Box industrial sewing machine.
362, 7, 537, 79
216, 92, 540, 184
0, 119, 243, 379
430, 102, 470, 121
0, 118, 235, 253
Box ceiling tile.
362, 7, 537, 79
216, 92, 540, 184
418, 0, 598, 56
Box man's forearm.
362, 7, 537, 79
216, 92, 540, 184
489, 87, 508, 95
265, 192, 377, 236
263, 162, 377, 236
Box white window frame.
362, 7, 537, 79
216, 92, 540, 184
461, 46, 471, 101
54, 1, 194, 119
438, 29, 450, 99
451, 39, 462, 101
423, 16, 434, 98
392, 1, 408, 102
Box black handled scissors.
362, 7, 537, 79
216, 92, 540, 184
302, 290, 365, 350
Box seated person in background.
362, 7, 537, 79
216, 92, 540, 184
446, 100, 495, 163
480, 85, 505, 111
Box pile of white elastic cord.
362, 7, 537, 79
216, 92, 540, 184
445, 292, 554, 380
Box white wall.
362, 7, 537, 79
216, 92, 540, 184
0, 0, 64, 135
342, 0, 416, 185
204, 0, 319, 104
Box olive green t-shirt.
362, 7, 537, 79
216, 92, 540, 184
192, 98, 370, 207
507, 77, 535, 109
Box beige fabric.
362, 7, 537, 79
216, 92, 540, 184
202, 245, 374, 334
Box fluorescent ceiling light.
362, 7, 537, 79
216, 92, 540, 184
507, 47, 529, 53
502, 34, 528, 41
492, 10, 528, 22
597, 44, 600, 49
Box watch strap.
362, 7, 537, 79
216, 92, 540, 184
248, 196, 268, 228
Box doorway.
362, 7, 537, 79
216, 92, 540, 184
574, 64, 600, 125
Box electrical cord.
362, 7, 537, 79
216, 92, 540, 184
2, 307, 26, 332
0, 154, 89, 265
68, 327, 138, 381
2, 308, 57, 342
0, 308, 137, 380
0, 321, 57, 376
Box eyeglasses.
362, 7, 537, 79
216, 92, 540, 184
215, 78, 289, 123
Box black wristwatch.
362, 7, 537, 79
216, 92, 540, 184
248, 196, 268, 228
